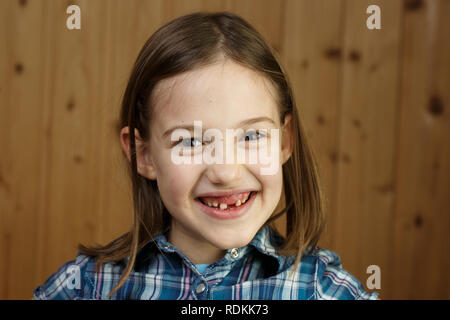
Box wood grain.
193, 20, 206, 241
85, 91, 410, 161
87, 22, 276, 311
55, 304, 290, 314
390, 0, 450, 299
0, 0, 448, 299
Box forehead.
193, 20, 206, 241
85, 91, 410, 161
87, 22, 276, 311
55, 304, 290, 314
149, 59, 280, 131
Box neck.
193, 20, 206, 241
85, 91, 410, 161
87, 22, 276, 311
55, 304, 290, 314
167, 221, 226, 264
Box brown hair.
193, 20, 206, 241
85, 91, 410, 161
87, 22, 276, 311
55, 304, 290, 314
78, 11, 326, 298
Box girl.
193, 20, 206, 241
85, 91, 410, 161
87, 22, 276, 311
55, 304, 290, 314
33, 11, 378, 300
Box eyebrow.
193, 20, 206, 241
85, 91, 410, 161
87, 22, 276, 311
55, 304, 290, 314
162, 116, 276, 139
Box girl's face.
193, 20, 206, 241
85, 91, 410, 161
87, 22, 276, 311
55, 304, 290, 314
125, 59, 292, 264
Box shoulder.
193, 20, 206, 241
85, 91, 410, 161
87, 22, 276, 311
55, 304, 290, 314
301, 248, 379, 300
33, 253, 97, 300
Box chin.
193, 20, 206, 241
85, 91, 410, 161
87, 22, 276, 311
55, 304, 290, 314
205, 226, 259, 250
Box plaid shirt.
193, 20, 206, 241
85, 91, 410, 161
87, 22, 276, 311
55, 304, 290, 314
33, 225, 379, 300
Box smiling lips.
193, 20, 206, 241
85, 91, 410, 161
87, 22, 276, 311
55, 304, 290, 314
197, 191, 252, 210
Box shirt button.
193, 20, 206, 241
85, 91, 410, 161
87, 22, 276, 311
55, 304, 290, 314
230, 248, 240, 259
195, 283, 206, 294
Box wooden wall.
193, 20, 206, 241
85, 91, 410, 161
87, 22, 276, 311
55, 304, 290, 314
0, 0, 449, 299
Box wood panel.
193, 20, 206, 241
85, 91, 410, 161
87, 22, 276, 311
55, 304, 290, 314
0, 0, 47, 299
390, 0, 450, 299
334, 0, 403, 299
281, 0, 344, 261
0, 0, 448, 299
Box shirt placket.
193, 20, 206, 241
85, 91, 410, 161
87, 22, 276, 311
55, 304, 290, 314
200, 247, 247, 300
155, 236, 250, 300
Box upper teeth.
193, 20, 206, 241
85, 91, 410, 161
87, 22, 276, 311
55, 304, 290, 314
205, 199, 245, 209
202, 192, 253, 209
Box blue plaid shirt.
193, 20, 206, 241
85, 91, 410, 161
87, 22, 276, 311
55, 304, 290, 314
33, 225, 379, 300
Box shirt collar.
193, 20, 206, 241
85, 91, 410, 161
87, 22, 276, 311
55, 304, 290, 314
247, 224, 289, 271
135, 224, 288, 272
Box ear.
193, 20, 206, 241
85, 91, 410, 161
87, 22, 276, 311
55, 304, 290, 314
281, 113, 293, 165
119, 126, 157, 180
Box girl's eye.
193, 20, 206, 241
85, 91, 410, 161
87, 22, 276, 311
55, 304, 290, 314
177, 137, 202, 148
242, 130, 266, 142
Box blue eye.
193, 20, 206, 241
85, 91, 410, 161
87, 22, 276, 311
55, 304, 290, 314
243, 130, 266, 141
177, 137, 202, 148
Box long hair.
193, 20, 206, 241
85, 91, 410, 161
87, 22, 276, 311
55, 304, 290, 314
78, 11, 326, 298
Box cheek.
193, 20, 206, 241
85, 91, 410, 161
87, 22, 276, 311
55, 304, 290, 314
260, 170, 283, 197
247, 160, 283, 194
244, 134, 282, 177
246, 139, 283, 190
154, 158, 198, 206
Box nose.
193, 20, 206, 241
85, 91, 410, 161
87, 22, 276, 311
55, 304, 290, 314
205, 163, 242, 185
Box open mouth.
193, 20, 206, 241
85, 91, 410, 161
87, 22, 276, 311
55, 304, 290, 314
197, 191, 256, 210
195, 191, 258, 219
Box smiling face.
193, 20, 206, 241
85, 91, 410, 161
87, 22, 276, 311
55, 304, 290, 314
122, 59, 292, 264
